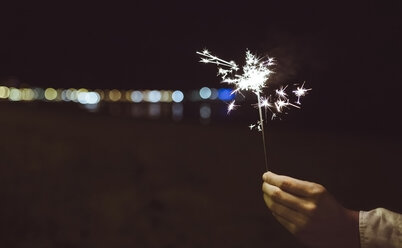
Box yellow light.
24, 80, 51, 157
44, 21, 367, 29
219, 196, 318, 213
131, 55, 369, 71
9, 88, 22, 101
56, 89, 63, 101
0, 86, 10, 99
109, 89, 121, 102
161, 90, 172, 102
44, 88, 58, 101
142, 90, 150, 102
125, 90, 132, 101
21, 88, 35, 101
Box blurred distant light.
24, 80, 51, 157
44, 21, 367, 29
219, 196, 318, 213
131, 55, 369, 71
56, 89, 63, 101
44, 88, 58, 101
131, 91, 143, 102
109, 89, 121, 102
77, 92, 87, 104
172, 103, 183, 121
189, 90, 200, 101
21, 88, 35, 101
87, 92, 100, 104
200, 104, 212, 119
0, 86, 10, 99
199, 87, 212, 99
95, 89, 105, 100
67, 89, 78, 102
61, 90, 70, 101
161, 90, 172, 102
125, 91, 132, 101
9, 88, 22, 101
218, 88, 235, 101
77, 88, 88, 93
210, 88, 219, 100
33, 88, 45, 100
148, 90, 161, 103
172, 90, 184, 103
78, 91, 100, 105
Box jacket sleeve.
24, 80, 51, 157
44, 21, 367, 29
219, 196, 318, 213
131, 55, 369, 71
359, 208, 401, 248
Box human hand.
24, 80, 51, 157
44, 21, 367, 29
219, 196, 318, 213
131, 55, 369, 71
262, 171, 360, 248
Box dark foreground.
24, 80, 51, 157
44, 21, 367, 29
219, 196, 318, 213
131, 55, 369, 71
0, 102, 401, 248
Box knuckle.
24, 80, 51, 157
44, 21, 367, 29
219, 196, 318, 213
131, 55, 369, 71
309, 183, 326, 196
305, 202, 317, 214
280, 179, 292, 190
271, 188, 282, 201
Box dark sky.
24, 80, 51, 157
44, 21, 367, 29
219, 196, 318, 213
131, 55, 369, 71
1, 1, 402, 131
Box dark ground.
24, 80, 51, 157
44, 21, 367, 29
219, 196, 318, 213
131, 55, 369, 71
0, 102, 401, 248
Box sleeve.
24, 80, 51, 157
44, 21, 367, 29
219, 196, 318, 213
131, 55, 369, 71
359, 208, 402, 248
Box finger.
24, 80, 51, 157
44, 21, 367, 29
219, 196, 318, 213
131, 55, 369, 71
263, 193, 306, 227
272, 212, 297, 234
263, 171, 318, 197
262, 182, 313, 215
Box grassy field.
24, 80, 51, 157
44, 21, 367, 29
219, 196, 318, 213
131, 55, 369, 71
0, 102, 400, 248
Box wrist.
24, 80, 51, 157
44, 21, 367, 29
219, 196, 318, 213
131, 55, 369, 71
343, 208, 360, 248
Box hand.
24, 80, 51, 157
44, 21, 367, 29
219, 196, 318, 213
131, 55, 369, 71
262, 171, 360, 248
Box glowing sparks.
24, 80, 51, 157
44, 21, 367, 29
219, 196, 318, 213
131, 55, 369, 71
197, 49, 311, 171
293, 82, 312, 104
227, 100, 238, 114
275, 99, 300, 113
198, 49, 239, 71
260, 96, 274, 111
197, 49, 309, 119
275, 85, 288, 99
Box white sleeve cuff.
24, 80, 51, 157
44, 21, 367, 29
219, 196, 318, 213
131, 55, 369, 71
359, 208, 401, 248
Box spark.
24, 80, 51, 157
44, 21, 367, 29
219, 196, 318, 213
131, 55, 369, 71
260, 96, 273, 110
293, 82, 312, 104
275, 85, 288, 99
249, 124, 256, 130
275, 99, 300, 113
227, 100, 238, 114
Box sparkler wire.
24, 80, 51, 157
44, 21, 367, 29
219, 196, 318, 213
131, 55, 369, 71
256, 91, 269, 171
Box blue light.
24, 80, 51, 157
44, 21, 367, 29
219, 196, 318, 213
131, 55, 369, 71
218, 88, 235, 101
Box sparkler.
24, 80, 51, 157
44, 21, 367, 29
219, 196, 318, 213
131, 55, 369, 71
197, 49, 311, 171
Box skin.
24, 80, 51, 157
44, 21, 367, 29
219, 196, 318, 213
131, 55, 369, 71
262, 171, 360, 248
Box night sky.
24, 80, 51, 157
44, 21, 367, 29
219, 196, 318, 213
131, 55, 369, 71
0, 3, 401, 246
1, 1, 402, 131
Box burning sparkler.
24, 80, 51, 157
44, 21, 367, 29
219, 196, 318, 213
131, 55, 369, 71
197, 49, 310, 171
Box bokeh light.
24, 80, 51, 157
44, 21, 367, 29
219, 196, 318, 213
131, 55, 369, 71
9, 88, 22, 101
21, 88, 35, 101
0, 86, 10, 99
131, 91, 143, 102
161, 90, 172, 102
172, 90, 184, 103
109, 89, 121, 102
148, 90, 161, 103
199, 87, 212, 99
218, 88, 235, 101
44, 88, 58, 101
210, 88, 219, 100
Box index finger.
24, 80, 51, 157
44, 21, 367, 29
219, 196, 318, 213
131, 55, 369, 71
262, 171, 318, 197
